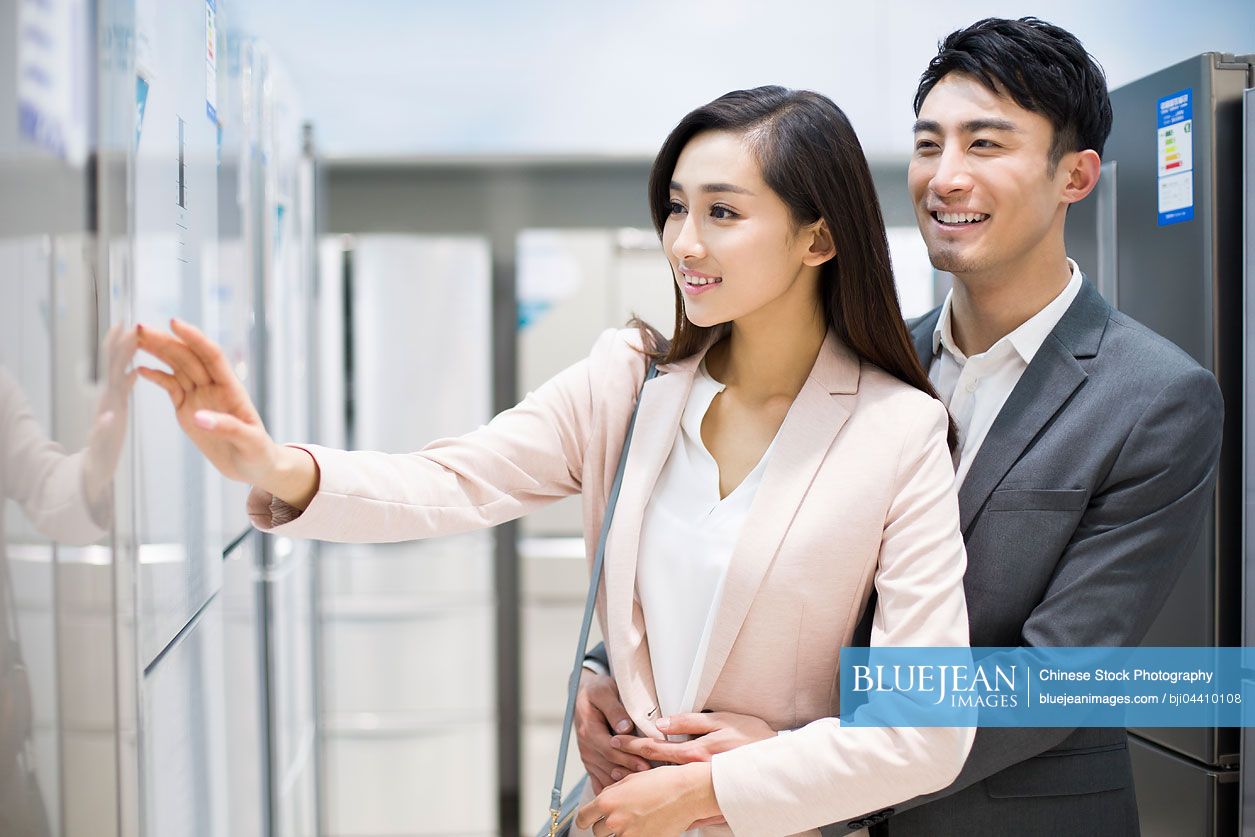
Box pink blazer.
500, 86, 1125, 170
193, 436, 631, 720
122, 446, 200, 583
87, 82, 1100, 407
250, 328, 973, 836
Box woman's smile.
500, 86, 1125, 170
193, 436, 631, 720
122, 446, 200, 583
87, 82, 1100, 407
678, 264, 724, 295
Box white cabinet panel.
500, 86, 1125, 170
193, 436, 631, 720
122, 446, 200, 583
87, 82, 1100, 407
323, 603, 495, 717
319, 534, 494, 599
324, 725, 496, 837
349, 235, 492, 453
522, 724, 583, 835
221, 535, 265, 837
142, 597, 228, 837
268, 548, 317, 788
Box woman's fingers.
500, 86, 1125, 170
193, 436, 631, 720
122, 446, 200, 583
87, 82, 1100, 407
170, 317, 238, 385
656, 712, 719, 735
137, 325, 211, 387
613, 735, 695, 764
192, 410, 260, 447
608, 746, 652, 774
105, 324, 139, 382
137, 366, 184, 407
138, 340, 195, 391
574, 798, 606, 831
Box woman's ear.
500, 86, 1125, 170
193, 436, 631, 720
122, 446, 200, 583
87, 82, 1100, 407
802, 219, 837, 267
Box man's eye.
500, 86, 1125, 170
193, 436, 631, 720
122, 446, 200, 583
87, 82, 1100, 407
710, 205, 739, 220
914, 140, 939, 152
972, 139, 1000, 149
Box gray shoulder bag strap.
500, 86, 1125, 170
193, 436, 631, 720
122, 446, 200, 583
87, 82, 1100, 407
543, 361, 658, 837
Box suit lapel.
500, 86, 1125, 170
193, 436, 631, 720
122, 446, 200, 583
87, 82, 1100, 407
604, 357, 693, 719
955, 280, 1110, 532
911, 307, 942, 370
692, 333, 857, 711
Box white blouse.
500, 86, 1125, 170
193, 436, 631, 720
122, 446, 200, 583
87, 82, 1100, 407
636, 359, 779, 719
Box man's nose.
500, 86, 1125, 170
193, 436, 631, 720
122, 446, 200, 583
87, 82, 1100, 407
930, 145, 975, 197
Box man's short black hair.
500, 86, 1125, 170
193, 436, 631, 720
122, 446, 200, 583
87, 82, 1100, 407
914, 17, 1113, 172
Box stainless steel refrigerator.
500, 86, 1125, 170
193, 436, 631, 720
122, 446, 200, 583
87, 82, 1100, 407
1066, 52, 1253, 837
0, 1, 319, 835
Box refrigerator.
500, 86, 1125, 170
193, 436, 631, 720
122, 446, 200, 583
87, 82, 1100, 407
1243, 85, 1255, 837
0, 2, 319, 835
216, 29, 321, 837
315, 235, 498, 837
1065, 52, 1253, 837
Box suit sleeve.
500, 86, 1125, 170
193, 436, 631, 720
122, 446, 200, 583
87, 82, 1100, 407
829, 364, 1224, 830
246, 328, 642, 543
709, 398, 975, 835
584, 641, 610, 674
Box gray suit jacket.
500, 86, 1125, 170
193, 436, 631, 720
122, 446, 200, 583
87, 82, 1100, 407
586, 280, 1223, 836
830, 280, 1223, 836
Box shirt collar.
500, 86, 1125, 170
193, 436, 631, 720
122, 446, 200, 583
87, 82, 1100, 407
932, 258, 1084, 365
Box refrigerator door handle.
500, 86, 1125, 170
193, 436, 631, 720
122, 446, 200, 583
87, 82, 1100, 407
1095, 160, 1119, 309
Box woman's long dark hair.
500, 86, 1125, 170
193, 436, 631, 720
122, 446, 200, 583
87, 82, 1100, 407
637, 85, 955, 447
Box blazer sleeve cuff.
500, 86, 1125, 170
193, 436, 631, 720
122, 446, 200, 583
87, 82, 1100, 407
710, 719, 972, 835
246, 444, 352, 539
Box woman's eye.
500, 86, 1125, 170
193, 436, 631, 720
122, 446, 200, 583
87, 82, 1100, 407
668, 200, 686, 215
710, 205, 738, 220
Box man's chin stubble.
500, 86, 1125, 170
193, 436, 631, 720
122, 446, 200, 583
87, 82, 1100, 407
926, 248, 981, 275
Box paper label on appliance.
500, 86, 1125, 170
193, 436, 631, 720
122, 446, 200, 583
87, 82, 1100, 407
135, 74, 150, 151
1158, 171, 1193, 215
205, 0, 218, 123
1156, 88, 1193, 225
17, 0, 89, 164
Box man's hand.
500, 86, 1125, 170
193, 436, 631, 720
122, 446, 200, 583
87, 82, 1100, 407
611, 711, 775, 764
575, 669, 652, 793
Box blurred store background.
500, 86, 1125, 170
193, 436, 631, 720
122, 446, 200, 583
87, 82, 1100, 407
0, 1, 1252, 837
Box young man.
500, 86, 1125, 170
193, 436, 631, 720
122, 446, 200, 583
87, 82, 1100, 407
576, 18, 1223, 835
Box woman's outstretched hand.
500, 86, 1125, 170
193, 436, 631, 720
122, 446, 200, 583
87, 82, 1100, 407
136, 318, 318, 508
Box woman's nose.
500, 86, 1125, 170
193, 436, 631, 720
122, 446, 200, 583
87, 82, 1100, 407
670, 214, 705, 262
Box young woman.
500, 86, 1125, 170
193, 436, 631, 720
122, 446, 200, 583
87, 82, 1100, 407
137, 86, 972, 836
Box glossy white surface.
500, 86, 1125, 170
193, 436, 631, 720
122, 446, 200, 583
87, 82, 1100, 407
142, 596, 229, 837
132, 0, 226, 669
323, 724, 496, 836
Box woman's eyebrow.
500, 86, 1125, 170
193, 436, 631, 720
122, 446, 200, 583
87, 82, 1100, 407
670, 180, 755, 196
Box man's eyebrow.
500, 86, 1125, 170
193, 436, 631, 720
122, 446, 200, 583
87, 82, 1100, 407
670, 180, 756, 196
913, 118, 1020, 134
963, 118, 1019, 133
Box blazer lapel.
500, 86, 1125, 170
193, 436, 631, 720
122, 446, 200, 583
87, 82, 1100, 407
604, 355, 694, 720
910, 307, 942, 370
691, 332, 857, 711
956, 280, 1109, 533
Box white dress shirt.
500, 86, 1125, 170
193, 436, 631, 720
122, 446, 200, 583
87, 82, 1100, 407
636, 358, 778, 719
929, 259, 1083, 487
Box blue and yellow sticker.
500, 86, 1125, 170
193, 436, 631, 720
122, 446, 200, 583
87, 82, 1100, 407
1156, 88, 1193, 226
